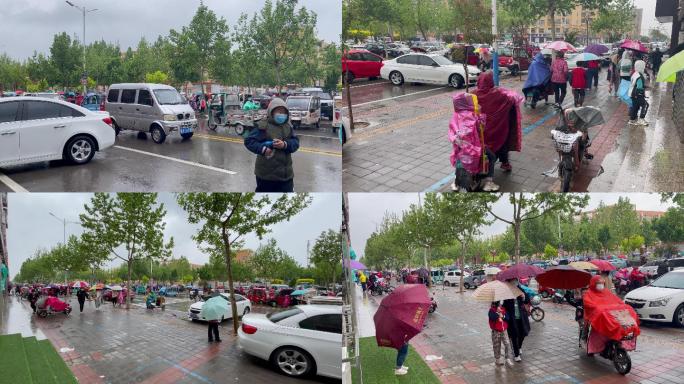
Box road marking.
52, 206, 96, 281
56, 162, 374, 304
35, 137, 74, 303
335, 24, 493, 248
296, 133, 338, 140
348, 81, 390, 89
342, 86, 449, 109
113, 146, 238, 175
0, 172, 28, 192
193, 133, 342, 157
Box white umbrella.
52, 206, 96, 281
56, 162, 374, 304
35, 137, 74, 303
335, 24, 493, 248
110, 285, 123, 291
472, 280, 523, 302
484, 267, 501, 276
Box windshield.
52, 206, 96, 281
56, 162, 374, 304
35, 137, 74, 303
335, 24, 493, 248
153, 89, 183, 105
650, 272, 684, 289
497, 48, 514, 57
268, 308, 303, 322
286, 97, 310, 110
432, 55, 454, 66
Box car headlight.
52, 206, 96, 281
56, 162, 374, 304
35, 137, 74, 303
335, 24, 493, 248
163, 114, 177, 121
649, 297, 672, 307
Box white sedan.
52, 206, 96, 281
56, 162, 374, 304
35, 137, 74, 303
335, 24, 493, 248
380, 53, 481, 88
238, 305, 341, 379
0, 97, 115, 167
625, 269, 684, 327
188, 293, 251, 321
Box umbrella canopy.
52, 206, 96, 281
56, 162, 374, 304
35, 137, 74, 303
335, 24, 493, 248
568, 52, 601, 62
200, 296, 226, 321
536, 265, 592, 289
656, 50, 684, 83
589, 259, 616, 272
496, 263, 544, 281
540, 48, 553, 55
94, 283, 105, 290
545, 41, 577, 52
69, 281, 89, 289
569, 261, 599, 271
584, 44, 609, 55
374, 284, 431, 350
110, 285, 123, 291
291, 289, 308, 296
415, 268, 429, 278
472, 280, 523, 302
350, 260, 366, 270
565, 106, 605, 131
484, 267, 501, 275
620, 39, 648, 53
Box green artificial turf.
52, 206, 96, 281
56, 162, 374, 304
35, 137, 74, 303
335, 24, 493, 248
38, 339, 78, 384
352, 336, 441, 384
0, 334, 33, 384
23, 336, 57, 384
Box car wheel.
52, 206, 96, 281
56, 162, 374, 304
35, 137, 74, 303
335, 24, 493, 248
150, 125, 166, 144
234, 124, 245, 136
345, 71, 355, 83
510, 65, 519, 76
389, 71, 404, 86
674, 304, 684, 327
443, 281, 450, 287
449, 74, 464, 89
272, 347, 314, 377
464, 283, 470, 289
541, 291, 549, 299
64, 135, 96, 164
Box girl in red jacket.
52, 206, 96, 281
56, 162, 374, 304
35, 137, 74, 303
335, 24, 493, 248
571, 62, 588, 107
488, 301, 514, 366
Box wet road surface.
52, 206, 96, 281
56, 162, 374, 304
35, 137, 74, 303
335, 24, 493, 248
0, 294, 340, 384
0, 117, 341, 192
343, 72, 684, 192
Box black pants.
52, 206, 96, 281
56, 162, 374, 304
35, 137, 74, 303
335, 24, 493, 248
653, 62, 661, 74
30, 302, 36, 313
553, 82, 567, 104
572, 89, 585, 107
629, 96, 649, 120
208, 322, 220, 341
586, 68, 599, 88
506, 319, 526, 357
78, 299, 85, 312
255, 177, 294, 192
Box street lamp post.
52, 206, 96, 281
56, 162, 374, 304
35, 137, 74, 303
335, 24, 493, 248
492, 0, 500, 86
49, 212, 80, 244
65, 1, 97, 95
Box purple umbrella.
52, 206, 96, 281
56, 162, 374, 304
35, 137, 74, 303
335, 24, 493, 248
350, 260, 367, 270
496, 263, 544, 281
584, 44, 608, 56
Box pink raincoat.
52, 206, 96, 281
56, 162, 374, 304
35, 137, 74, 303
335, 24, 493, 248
117, 290, 125, 306
448, 93, 485, 174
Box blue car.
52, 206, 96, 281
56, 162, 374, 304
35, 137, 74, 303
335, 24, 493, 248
81, 93, 103, 111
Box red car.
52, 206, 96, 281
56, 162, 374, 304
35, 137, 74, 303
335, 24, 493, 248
269, 288, 294, 308
247, 286, 273, 305
496, 47, 531, 76
342, 49, 384, 83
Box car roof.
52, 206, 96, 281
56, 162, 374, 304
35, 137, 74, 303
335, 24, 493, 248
109, 83, 176, 90
296, 304, 342, 316
0, 96, 91, 113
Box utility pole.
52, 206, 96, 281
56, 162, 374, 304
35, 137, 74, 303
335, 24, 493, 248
306, 240, 311, 268
492, 0, 500, 86
66, 1, 98, 95
49, 212, 80, 244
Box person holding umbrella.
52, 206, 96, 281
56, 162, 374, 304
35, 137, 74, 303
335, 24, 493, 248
502, 279, 530, 362
473, 279, 522, 366
76, 287, 89, 313
201, 291, 224, 343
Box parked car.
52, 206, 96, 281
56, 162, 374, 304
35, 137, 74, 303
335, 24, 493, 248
386, 42, 411, 58
443, 270, 471, 287
0, 97, 115, 167
342, 49, 384, 83
238, 305, 341, 379
625, 269, 684, 327
159, 286, 179, 297
269, 288, 295, 308
496, 47, 531, 76
380, 53, 481, 89
105, 83, 197, 143
285, 95, 321, 129
463, 269, 486, 289
364, 42, 387, 57
640, 260, 666, 277
188, 293, 251, 322
301, 88, 334, 121
23, 92, 64, 100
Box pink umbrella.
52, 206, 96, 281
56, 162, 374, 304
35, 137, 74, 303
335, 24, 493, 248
544, 41, 577, 52
374, 284, 430, 350
69, 281, 89, 289
620, 39, 648, 53
496, 263, 544, 281
589, 259, 616, 272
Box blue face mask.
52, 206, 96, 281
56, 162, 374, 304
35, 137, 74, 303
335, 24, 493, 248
273, 113, 288, 125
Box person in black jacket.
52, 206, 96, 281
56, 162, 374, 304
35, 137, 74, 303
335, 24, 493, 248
76, 288, 89, 313
502, 279, 530, 362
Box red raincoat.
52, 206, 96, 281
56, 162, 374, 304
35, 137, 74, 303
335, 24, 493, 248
473, 72, 523, 153
583, 276, 640, 342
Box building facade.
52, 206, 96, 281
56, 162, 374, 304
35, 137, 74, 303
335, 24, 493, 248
527, 5, 598, 43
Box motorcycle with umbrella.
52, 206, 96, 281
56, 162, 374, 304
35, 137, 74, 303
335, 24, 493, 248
536, 265, 639, 375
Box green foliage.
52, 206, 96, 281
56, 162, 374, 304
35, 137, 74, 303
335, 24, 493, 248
591, 0, 634, 42
310, 229, 342, 285
543, 244, 558, 260
249, 238, 302, 281
145, 70, 169, 84
652, 207, 684, 245
620, 234, 644, 254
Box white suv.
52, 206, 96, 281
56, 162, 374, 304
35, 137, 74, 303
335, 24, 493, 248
443, 270, 470, 287
624, 269, 684, 328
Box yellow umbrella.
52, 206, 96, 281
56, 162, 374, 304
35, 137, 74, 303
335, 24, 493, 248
474, 47, 482, 54
656, 50, 684, 83
472, 280, 523, 302
569, 261, 599, 271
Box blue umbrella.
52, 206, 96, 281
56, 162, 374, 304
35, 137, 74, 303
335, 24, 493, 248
584, 44, 608, 56
200, 295, 226, 321
569, 52, 600, 62
291, 290, 308, 296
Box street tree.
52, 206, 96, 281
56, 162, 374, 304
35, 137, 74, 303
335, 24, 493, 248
50, 32, 81, 89
652, 208, 684, 247
486, 193, 589, 263
79, 193, 174, 309
591, 0, 634, 42
310, 229, 343, 285
176, 193, 311, 334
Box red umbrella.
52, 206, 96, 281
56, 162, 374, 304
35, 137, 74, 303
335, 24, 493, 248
373, 284, 430, 350
69, 281, 90, 289
496, 263, 544, 281
535, 265, 592, 290
589, 259, 615, 272
620, 39, 648, 53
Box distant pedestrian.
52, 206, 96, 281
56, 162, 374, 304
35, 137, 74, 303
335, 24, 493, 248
650, 47, 663, 75
586, 60, 600, 90
200, 97, 206, 113
394, 339, 410, 376
571, 62, 587, 107
489, 301, 514, 366
76, 288, 89, 313
359, 271, 368, 297
116, 289, 125, 307
502, 279, 530, 362
628, 60, 649, 126
550, 52, 569, 104
608, 52, 620, 96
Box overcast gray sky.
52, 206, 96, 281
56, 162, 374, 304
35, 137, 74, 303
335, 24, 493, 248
6, 193, 340, 279
347, 193, 674, 260
0, 0, 341, 60
635, 0, 670, 36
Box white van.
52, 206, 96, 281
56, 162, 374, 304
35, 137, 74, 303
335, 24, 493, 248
285, 94, 321, 129
105, 83, 197, 144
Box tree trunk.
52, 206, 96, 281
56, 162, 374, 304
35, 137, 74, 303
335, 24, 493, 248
514, 222, 521, 264
222, 226, 239, 335
549, 5, 557, 41
126, 258, 132, 310
459, 241, 465, 294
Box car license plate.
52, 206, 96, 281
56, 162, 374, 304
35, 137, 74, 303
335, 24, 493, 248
190, 313, 198, 319
180, 125, 193, 135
